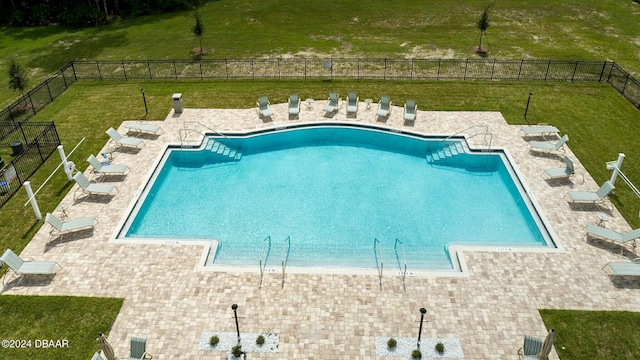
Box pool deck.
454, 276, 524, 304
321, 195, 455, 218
4, 100, 640, 359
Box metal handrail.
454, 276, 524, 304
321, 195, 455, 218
281, 237, 291, 288
394, 239, 407, 292
183, 121, 235, 143
374, 238, 384, 289
440, 125, 489, 142
466, 132, 493, 149
259, 235, 271, 288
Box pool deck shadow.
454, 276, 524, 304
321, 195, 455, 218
5, 101, 639, 359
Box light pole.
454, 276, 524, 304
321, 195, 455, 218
231, 304, 240, 344
141, 88, 148, 114
524, 92, 532, 120
417, 308, 427, 348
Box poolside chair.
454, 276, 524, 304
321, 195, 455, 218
565, 180, 614, 206
45, 212, 97, 242
87, 154, 129, 180
584, 223, 640, 254
106, 128, 144, 149
346, 92, 358, 116
376, 96, 391, 118
125, 337, 153, 360
528, 134, 568, 154
73, 172, 118, 200
323, 92, 339, 114
91, 352, 105, 360
603, 258, 640, 276
288, 94, 300, 117
0, 249, 61, 286
256, 95, 274, 120
125, 121, 163, 135
404, 99, 417, 122
541, 156, 583, 183
519, 124, 560, 138
517, 335, 543, 360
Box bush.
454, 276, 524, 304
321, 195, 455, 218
411, 349, 422, 359
231, 344, 243, 357
209, 335, 219, 347
256, 334, 265, 345
435, 342, 445, 353
387, 338, 397, 349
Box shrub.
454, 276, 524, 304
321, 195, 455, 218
435, 342, 445, 353
387, 338, 397, 349
411, 349, 422, 359
209, 335, 219, 347
231, 344, 243, 357
256, 334, 265, 345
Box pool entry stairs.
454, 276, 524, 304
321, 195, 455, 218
426, 142, 465, 164
204, 138, 242, 161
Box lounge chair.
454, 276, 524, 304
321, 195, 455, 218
73, 172, 118, 200
565, 180, 614, 205
603, 258, 640, 276
346, 92, 358, 115
376, 96, 391, 118
517, 335, 543, 360
323, 92, 339, 114
288, 94, 300, 117
404, 99, 417, 122
519, 124, 560, 138
528, 134, 568, 154
92, 352, 105, 360
584, 223, 640, 254
541, 156, 583, 183
125, 337, 153, 360
45, 212, 97, 242
125, 122, 163, 135
256, 96, 274, 119
0, 249, 61, 285
87, 154, 129, 179
106, 128, 144, 149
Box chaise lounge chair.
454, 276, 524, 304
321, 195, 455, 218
323, 92, 340, 114
517, 335, 543, 360
125, 337, 153, 360
519, 124, 560, 138
404, 99, 417, 122
603, 258, 640, 276
0, 249, 61, 285
87, 154, 129, 180
528, 134, 568, 154
346, 92, 358, 116
584, 223, 640, 254
257, 95, 274, 120
565, 180, 614, 206
45, 212, 97, 242
106, 128, 144, 149
73, 172, 118, 200
541, 156, 583, 183
92, 352, 105, 360
125, 122, 163, 135
288, 94, 300, 118
376, 96, 391, 118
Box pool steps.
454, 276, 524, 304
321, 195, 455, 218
205, 139, 242, 161
426, 142, 465, 164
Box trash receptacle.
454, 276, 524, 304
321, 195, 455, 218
172, 93, 183, 113
10, 141, 23, 155
0, 181, 9, 193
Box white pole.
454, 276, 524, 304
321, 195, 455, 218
610, 153, 625, 184
58, 145, 72, 181
24, 181, 41, 220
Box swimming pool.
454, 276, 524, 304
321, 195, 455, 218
119, 124, 554, 271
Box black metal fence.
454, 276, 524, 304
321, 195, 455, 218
606, 62, 640, 109
0, 122, 61, 207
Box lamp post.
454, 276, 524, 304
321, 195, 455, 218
141, 88, 148, 114
417, 308, 427, 348
231, 304, 240, 344
524, 92, 532, 120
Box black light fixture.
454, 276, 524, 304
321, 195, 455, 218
141, 88, 148, 114
417, 307, 427, 348
524, 92, 533, 120
231, 304, 240, 343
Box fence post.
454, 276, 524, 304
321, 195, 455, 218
61, 68, 68, 88
8, 107, 15, 122
304, 59, 307, 80
490, 59, 496, 80
96, 61, 102, 80
410, 59, 414, 80
199, 59, 203, 79
45, 79, 53, 101
27, 93, 36, 115
544, 60, 551, 80
571, 61, 578, 82
437, 59, 441, 80
148, 60, 153, 80
621, 73, 630, 94
71, 61, 78, 81
121, 60, 127, 80
173, 59, 178, 80
251, 59, 255, 80
225, 59, 229, 80
463, 59, 469, 80
517, 60, 523, 80
598, 61, 607, 82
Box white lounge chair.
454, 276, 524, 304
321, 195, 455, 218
45, 212, 97, 242
0, 249, 61, 285
87, 154, 129, 180
519, 124, 560, 138
323, 92, 339, 114
125, 337, 153, 360
603, 258, 640, 276
346, 92, 358, 116
376, 96, 391, 118
125, 122, 163, 135
517, 335, 543, 360
73, 172, 118, 200
585, 223, 640, 254
257, 96, 274, 119
106, 128, 144, 149
541, 156, 583, 183
288, 94, 300, 117
528, 134, 568, 154
565, 180, 614, 206
404, 99, 417, 122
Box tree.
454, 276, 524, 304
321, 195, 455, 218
192, 9, 205, 55
8, 59, 28, 95
476, 3, 492, 53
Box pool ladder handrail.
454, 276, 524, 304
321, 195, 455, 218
180, 121, 238, 148
374, 238, 383, 290
394, 239, 407, 293
259, 235, 272, 288
281, 236, 291, 288
439, 124, 493, 149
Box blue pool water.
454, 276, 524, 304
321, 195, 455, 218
122, 125, 551, 270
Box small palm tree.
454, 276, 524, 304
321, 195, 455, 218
8, 59, 28, 95
476, 3, 492, 53
192, 9, 205, 55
